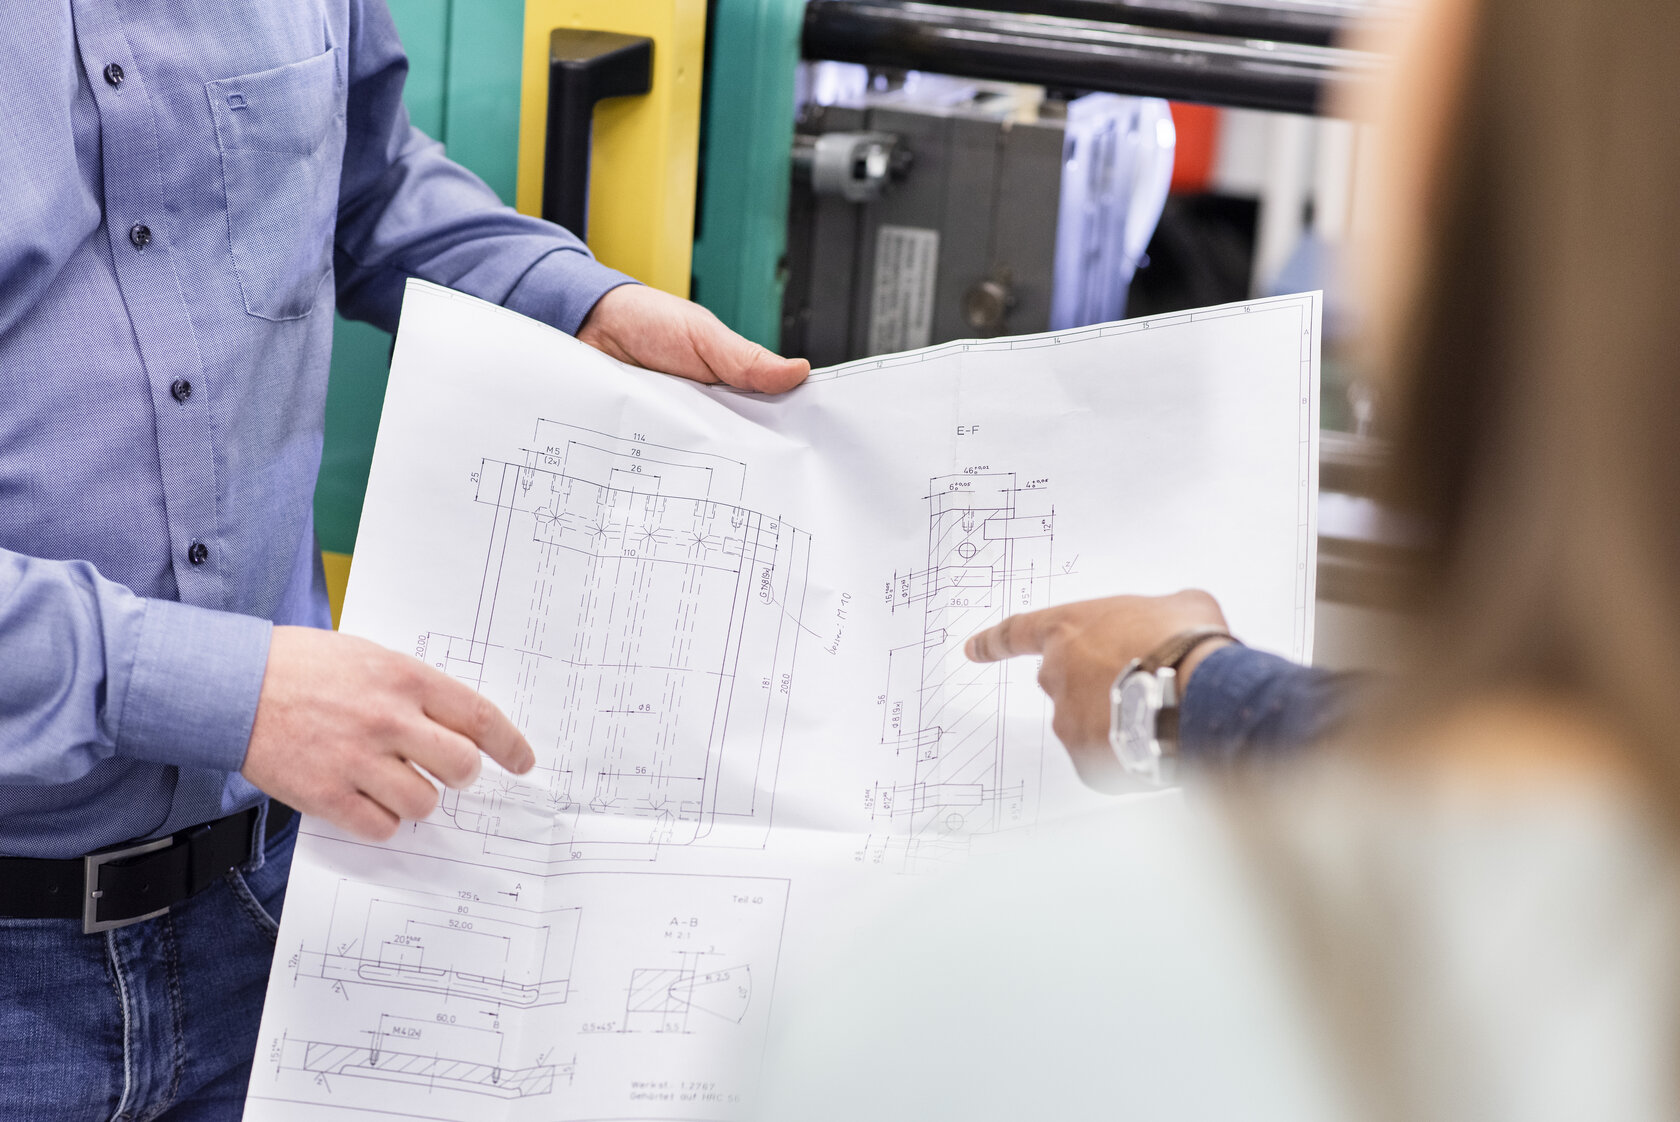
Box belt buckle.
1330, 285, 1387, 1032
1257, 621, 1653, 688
83, 836, 174, 934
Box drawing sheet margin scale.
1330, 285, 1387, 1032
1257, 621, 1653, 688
243, 282, 1321, 1121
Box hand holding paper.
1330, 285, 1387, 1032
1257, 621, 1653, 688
577, 283, 810, 394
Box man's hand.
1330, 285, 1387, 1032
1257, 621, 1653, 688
577, 284, 810, 394
964, 591, 1232, 790
242, 626, 536, 841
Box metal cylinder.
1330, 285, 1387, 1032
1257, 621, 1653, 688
793, 131, 910, 202
801, 1, 1381, 116
899, 0, 1385, 48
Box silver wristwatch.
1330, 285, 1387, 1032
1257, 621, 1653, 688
1109, 628, 1235, 785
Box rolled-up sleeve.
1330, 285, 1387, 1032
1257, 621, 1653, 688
1180, 644, 1363, 765
332, 0, 635, 336
0, 552, 271, 786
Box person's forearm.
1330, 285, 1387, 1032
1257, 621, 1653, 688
0, 551, 270, 784
1180, 644, 1363, 765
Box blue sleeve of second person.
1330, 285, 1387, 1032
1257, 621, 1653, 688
1179, 644, 1361, 764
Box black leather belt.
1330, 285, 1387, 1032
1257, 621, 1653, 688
0, 801, 295, 933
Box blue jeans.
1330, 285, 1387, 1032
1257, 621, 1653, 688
0, 805, 296, 1121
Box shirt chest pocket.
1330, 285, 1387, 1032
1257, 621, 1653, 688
206, 48, 346, 322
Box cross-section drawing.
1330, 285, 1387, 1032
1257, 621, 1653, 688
415, 420, 812, 868
624, 957, 753, 1034
296, 879, 578, 1011
872, 473, 1055, 863
281, 1018, 573, 1101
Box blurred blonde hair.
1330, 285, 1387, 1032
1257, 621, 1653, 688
1236, 5, 1680, 1117
1376, 0, 1680, 780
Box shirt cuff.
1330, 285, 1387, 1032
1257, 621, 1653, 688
113, 599, 273, 774
1179, 644, 1301, 757
502, 247, 638, 336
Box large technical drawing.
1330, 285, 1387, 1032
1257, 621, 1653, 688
248, 282, 1323, 1122
417, 419, 812, 867
871, 473, 1055, 863
293, 879, 579, 1010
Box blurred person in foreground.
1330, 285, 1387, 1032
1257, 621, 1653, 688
757, 0, 1680, 1118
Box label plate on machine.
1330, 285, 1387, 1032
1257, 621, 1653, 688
867, 224, 940, 354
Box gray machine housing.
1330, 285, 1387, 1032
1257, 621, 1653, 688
782, 97, 1066, 367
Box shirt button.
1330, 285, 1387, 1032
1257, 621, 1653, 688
104, 63, 125, 88
170, 379, 192, 403
187, 541, 209, 566
129, 224, 152, 250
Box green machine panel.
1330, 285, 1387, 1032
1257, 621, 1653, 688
690, 0, 803, 350
315, 0, 526, 555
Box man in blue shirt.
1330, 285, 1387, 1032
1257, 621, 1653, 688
0, 2, 806, 1116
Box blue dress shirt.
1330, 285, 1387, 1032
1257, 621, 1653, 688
0, 0, 631, 857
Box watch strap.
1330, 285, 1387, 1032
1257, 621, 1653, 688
1139, 627, 1238, 676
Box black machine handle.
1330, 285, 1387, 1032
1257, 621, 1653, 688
544, 29, 654, 239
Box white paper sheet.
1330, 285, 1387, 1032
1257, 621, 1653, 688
244, 281, 1320, 1121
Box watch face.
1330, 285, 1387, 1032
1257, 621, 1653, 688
1113, 670, 1163, 777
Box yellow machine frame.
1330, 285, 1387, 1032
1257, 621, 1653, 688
517, 0, 705, 298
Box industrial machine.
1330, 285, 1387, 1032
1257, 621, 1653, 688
315, 0, 1393, 621
781, 72, 1175, 363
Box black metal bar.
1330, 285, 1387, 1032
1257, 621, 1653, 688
801, 0, 1380, 116
908, 0, 1378, 48
544, 30, 654, 239
1320, 430, 1387, 497
1316, 534, 1412, 607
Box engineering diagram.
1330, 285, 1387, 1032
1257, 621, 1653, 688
624, 954, 754, 1035
260, 869, 791, 1119
293, 879, 579, 1010
416, 419, 812, 867
249, 282, 1324, 1122
872, 473, 1056, 864
280, 1022, 572, 1101
269, 879, 581, 1110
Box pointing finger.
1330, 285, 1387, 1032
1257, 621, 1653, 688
965, 607, 1061, 663
419, 669, 536, 775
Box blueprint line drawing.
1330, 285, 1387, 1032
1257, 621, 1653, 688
415, 419, 812, 867
258, 869, 791, 1119
280, 1018, 573, 1101
293, 879, 578, 1010
247, 282, 1323, 1122
262, 876, 581, 1112
871, 473, 1055, 862
624, 955, 754, 1035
